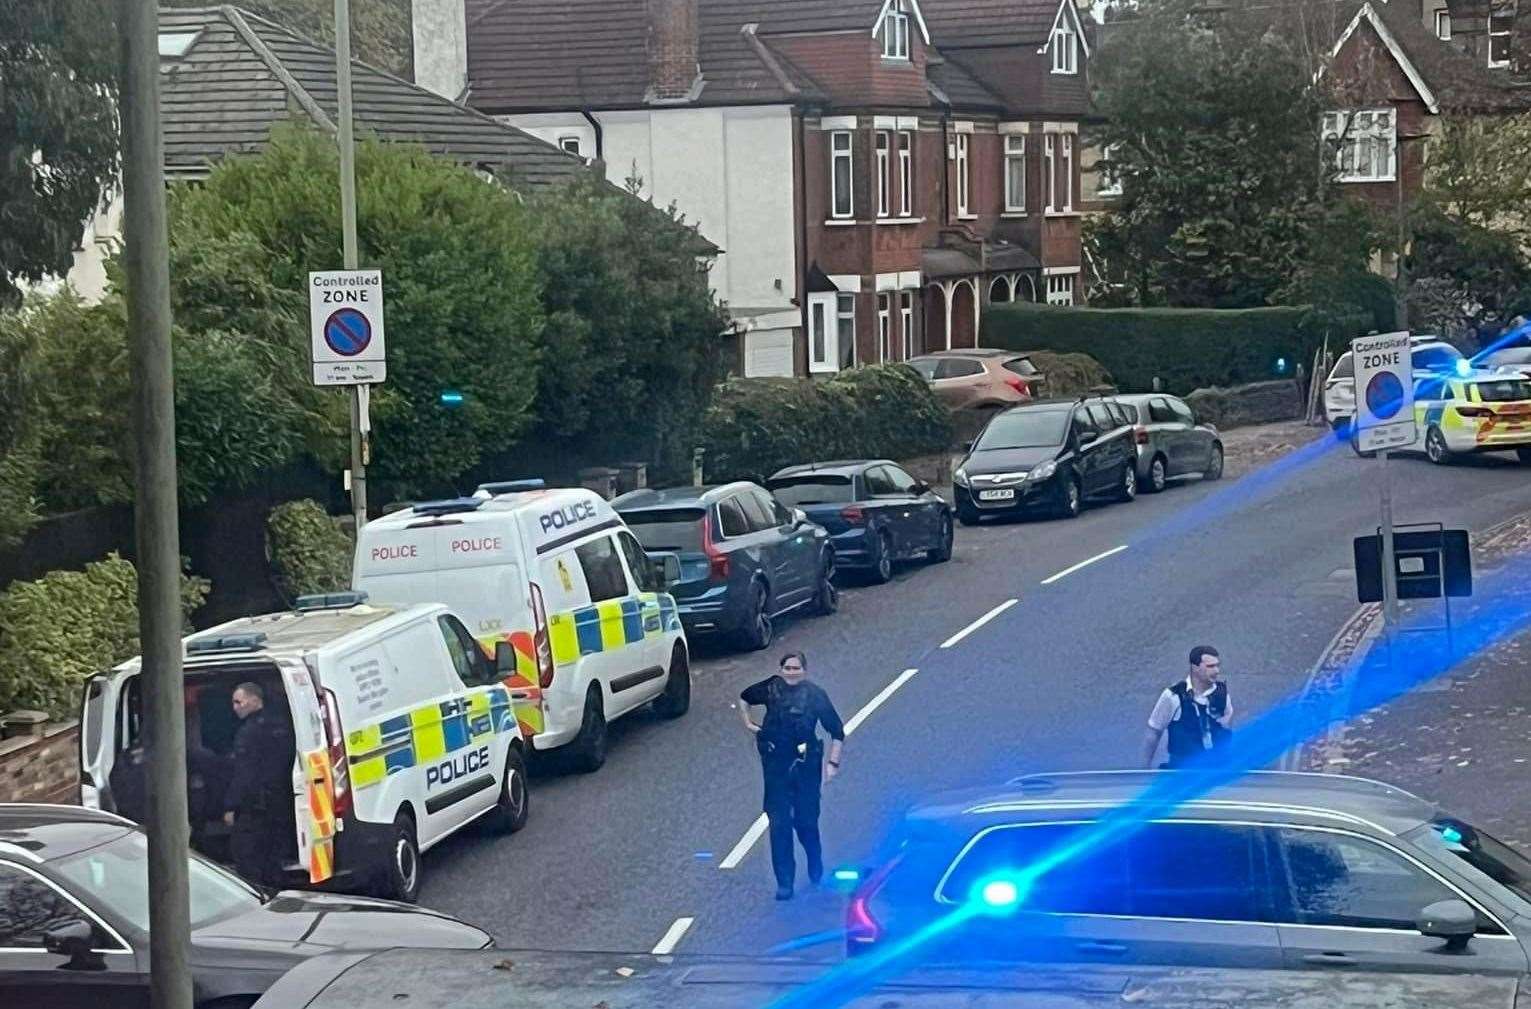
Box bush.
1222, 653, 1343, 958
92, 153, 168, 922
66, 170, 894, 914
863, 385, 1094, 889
700, 364, 952, 484
983, 303, 1370, 395
267, 500, 354, 604
1024, 351, 1115, 398
0, 554, 209, 719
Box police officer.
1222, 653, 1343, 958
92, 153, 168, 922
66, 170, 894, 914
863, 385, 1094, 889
223, 682, 296, 887
738, 652, 845, 901
1142, 645, 1234, 769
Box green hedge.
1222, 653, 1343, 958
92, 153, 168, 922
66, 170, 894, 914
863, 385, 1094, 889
983, 303, 1371, 395
700, 364, 952, 484
267, 500, 354, 604
0, 554, 209, 719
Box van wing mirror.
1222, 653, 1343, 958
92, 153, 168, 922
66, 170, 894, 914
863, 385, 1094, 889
648, 552, 682, 590
494, 640, 515, 678
1417, 899, 1476, 951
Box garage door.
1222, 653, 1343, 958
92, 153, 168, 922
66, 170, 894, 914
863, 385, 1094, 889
744, 329, 795, 378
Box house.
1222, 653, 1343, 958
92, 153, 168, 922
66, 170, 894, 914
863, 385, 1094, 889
412, 0, 1093, 377
51, 5, 599, 302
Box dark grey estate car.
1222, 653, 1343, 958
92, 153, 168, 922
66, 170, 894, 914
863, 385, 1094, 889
847, 771, 1531, 975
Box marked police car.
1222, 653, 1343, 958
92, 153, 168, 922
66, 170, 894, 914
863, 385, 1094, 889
353, 481, 689, 774
80, 596, 528, 903
1379, 370, 1531, 464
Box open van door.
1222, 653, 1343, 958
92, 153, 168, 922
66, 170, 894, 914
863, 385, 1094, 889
282, 662, 338, 885
78, 673, 118, 811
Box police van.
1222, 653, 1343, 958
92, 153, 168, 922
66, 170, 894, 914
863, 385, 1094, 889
352, 481, 690, 774
79, 595, 528, 902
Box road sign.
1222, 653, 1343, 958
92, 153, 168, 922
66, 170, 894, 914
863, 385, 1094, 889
1351, 330, 1414, 452
1354, 528, 1472, 602
310, 269, 386, 385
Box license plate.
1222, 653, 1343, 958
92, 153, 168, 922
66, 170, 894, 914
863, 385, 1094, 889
978, 489, 1016, 502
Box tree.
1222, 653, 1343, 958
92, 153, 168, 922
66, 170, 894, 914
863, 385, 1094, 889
0, 0, 119, 305
0, 311, 40, 548
163, 0, 413, 78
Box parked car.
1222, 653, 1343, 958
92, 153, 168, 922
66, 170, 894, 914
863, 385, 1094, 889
613, 483, 836, 651
1324, 338, 1466, 431
1477, 345, 1531, 379
1372, 370, 1531, 464
908, 349, 1044, 413
1114, 394, 1225, 492
766, 460, 953, 583
953, 398, 1137, 524
0, 803, 491, 1009
846, 770, 1531, 975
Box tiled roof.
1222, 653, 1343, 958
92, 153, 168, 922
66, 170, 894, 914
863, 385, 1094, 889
158, 5, 587, 188
926, 52, 1006, 108
1355, 0, 1531, 113
921, 0, 1065, 46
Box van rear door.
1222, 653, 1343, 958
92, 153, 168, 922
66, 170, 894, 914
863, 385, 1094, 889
280, 660, 337, 885
78, 673, 116, 809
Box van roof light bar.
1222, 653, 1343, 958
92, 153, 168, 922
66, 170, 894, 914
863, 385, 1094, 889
412, 497, 485, 517
476, 479, 547, 496
294, 591, 370, 612
187, 631, 269, 655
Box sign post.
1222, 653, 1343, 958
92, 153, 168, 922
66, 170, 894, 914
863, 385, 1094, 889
1351, 331, 1415, 639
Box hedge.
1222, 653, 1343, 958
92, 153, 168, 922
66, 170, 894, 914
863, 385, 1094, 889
700, 364, 952, 484
267, 500, 354, 604
0, 554, 210, 719
982, 303, 1371, 395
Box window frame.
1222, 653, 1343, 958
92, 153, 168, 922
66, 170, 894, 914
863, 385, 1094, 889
1052, 22, 1077, 75
557, 135, 583, 157
1060, 133, 1074, 211
808, 294, 832, 373
900, 290, 916, 359
1323, 109, 1396, 183
898, 130, 915, 217
737, 491, 778, 533
1004, 134, 1027, 213
716, 496, 751, 539
831, 130, 855, 219
1435, 9, 1451, 40
616, 530, 660, 594
955, 132, 971, 217
0, 859, 132, 954
882, 0, 912, 60
837, 292, 858, 370
1490, 9, 1512, 68
877, 292, 892, 363
876, 130, 892, 219
1043, 134, 1057, 212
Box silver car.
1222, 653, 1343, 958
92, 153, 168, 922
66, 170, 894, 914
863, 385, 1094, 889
1115, 394, 1224, 493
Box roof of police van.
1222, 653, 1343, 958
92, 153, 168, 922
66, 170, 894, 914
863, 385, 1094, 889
364, 485, 610, 528
178, 604, 432, 661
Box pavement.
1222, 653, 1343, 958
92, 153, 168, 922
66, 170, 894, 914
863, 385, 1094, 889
415, 421, 1531, 961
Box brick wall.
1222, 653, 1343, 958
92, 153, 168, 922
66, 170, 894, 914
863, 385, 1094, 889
0, 721, 80, 805
648, 0, 699, 100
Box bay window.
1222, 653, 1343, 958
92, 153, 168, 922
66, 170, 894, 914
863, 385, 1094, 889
1322, 109, 1395, 182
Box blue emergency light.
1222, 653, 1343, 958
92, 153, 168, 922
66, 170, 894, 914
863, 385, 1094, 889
832, 868, 861, 884
1454, 358, 1473, 378
440, 390, 465, 406
1441, 824, 1465, 845
980, 879, 1021, 908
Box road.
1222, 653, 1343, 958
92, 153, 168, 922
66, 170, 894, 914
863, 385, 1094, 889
418, 434, 1531, 961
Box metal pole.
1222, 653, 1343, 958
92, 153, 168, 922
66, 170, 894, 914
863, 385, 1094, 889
336, 0, 367, 528
1379, 448, 1401, 648
119, 1, 192, 1006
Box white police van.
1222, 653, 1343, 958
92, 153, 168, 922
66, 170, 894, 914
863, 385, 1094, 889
80, 595, 528, 902
352, 480, 690, 773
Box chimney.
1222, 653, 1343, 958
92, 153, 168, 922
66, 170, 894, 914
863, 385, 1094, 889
412, 0, 468, 100
647, 0, 700, 102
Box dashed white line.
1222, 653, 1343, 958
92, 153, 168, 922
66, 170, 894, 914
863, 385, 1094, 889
1040, 545, 1128, 586
719, 667, 920, 870
651, 915, 695, 955
940, 599, 1018, 649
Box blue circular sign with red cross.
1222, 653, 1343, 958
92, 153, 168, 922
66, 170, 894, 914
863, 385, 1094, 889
1365, 371, 1406, 421
324, 308, 371, 357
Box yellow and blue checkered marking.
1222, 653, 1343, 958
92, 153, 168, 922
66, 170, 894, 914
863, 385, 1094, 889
551, 592, 681, 664
346, 686, 513, 790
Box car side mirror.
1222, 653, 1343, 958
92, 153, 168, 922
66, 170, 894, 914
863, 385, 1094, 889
1417, 899, 1476, 952
912, 481, 930, 495
494, 640, 515, 677
648, 552, 682, 589
44, 919, 104, 970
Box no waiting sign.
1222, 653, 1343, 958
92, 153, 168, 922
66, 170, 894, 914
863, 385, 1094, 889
309, 269, 387, 386
1351, 330, 1414, 453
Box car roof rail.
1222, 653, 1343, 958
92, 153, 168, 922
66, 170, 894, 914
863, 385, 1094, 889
294, 590, 370, 612
187, 631, 268, 655
477, 479, 547, 496
412, 497, 485, 517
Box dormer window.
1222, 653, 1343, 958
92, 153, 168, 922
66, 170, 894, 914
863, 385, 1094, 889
158, 30, 201, 59
882, 0, 912, 60
1052, 21, 1077, 74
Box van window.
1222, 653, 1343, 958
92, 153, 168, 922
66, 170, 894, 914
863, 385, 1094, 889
616, 531, 660, 593
576, 536, 630, 603
438, 615, 493, 687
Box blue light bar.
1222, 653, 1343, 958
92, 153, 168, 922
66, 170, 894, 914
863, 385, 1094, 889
478, 479, 547, 495
412, 497, 485, 517
187, 631, 268, 655
1454, 358, 1473, 378
295, 590, 370, 612
440, 390, 465, 405
832, 868, 861, 883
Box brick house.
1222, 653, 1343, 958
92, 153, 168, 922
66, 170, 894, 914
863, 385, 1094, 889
412, 0, 1092, 376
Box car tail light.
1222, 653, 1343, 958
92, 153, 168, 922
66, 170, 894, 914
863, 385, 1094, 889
1003, 374, 1030, 396
1134, 425, 1150, 445
702, 514, 730, 581
1457, 406, 1493, 418
846, 854, 904, 947
318, 687, 352, 819
530, 582, 555, 690
840, 506, 866, 525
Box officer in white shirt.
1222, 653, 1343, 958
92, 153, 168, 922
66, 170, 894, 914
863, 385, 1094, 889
1142, 646, 1234, 769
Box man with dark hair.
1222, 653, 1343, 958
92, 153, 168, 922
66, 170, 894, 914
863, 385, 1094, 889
1142, 646, 1233, 769
224, 681, 296, 886
738, 651, 845, 900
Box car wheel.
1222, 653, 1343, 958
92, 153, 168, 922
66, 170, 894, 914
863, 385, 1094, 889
376, 810, 420, 903
956, 503, 980, 527
652, 644, 691, 719
1204, 444, 1224, 480
928, 514, 954, 563
1426, 425, 1452, 465
483, 745, 530, 834
568, 686, 608, 774
1146, 455, 1168, 493
1058, 476, 1082, 519
811, 555, 839, 615
1117, 464, 1138, 502
737, 582, 774, 651
870, 530, 893, 584
1518, 446, 1531, 464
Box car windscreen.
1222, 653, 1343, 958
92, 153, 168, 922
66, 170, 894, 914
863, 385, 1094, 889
767, 476, 857, 506
1428, 819, 1531, 907
1473, 379, 1531, 402
621, 508, 706, 552
53, 830, 262, 932
908, 359, 939, 380
975, 409, 1070, 450
1413, 345, 1464, 372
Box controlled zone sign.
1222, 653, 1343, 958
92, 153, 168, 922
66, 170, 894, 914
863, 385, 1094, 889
1351, 330, 1414, 452
310, 269, 386, 386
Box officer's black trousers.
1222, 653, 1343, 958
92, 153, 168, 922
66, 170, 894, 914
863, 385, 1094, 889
231, 814, 292, 887
761, 753, 823, 889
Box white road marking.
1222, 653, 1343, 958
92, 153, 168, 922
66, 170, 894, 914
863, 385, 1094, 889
1040, 545, 1129, 585
940, 599, 1018, 649
651, 916, 695, 955
719, 667, 920, 869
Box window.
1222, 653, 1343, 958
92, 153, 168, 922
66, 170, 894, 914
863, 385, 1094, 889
1475, 378, 1531, 401
884, 465, 920, 494
158, 31, 200, 58
809, 297, 830, 371
882, 0, 911, 59
900, 291, 916, 358
575, 535, 630, 602
831, 131, 854, 219
955, 133, 970, 216
616, 531, 659, 593
1414, 376, 1449, 402
1412, 345, 1463, 372
1046, 274, 1074, 306
50, 832, 258, 935
1087, 402, 1117, 431
1043, 134, 1057, 211
1491, 8, 1513, 67
439, 615, 492, 686
876, 131, 892, 218
1096, 142, 1122, 198
1052, 19, 1077, 74
1169, 398, 1197, 425
975, 408, 1071, 449
716, 497, 750, 538
1147, 398, 1177, 424
1276, 828, 1465, 931
0, 863, 83, 947
1004, 134, 1026, 212
864, 466, 899, 497
1429, 819, 1531, 908
1435, 9, 1451, 40
990, 278, 1012, 303
558, 136, 583, 157
738, 491, 778, 532
768, 475, 856, 507
936, 358, 985, 379
622, 508, 706, 553
1060, 133, 1074, 210
1323, 110, 1395, 182
1003, 356, 1039, 377
808, 291, 855, 373
940, 823, 1131, 913
837, 293, 857, 370
878, 293, 892, 362
898, 131, 915, 216
1130, 823, 1276, 922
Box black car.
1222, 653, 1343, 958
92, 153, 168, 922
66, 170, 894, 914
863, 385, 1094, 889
766, 460, 953, 583
613, 482, 836, 650
953, 398, 1138, 523
0, 804, 491, 1009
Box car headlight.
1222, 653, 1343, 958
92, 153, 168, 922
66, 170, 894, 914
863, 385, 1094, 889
953, 468, 970, 487
1027, 461, 1057, 481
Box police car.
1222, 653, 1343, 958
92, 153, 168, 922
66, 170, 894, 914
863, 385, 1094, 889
80, 596, 528, 903
353, 481, 689, 774
1390, 369, 1531, 464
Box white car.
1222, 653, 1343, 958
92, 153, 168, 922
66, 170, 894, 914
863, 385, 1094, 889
1324, 338, 1466, 431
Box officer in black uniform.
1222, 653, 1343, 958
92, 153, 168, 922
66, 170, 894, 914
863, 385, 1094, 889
223, 682, 296, 887
738, 652, 845, 900
1141, 645, 1234, 769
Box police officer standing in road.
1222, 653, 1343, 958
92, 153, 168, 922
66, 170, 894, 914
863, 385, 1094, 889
738, 652, 846, 900
1141, 646, 1234, 769
223, 682, 297, 886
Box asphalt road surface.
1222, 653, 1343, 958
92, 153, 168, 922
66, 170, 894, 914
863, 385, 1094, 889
418, 435, 1531, 961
